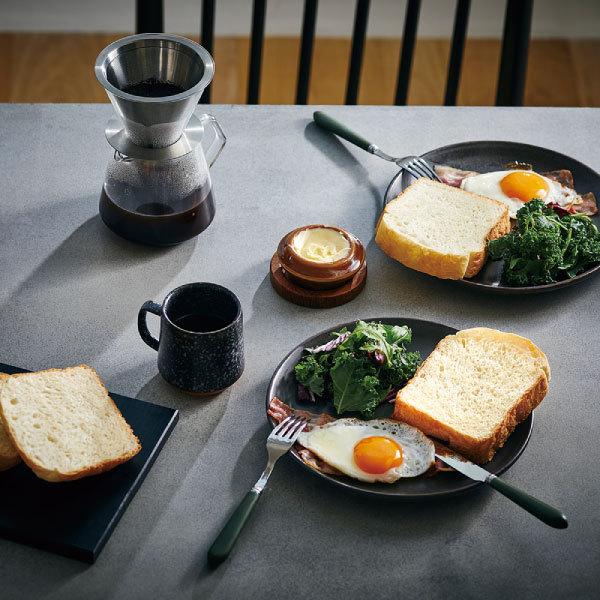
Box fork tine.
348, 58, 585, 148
283, 417, 307, 440
272, 415, 294, 436
409, 161, 432, 180
279, 416, 306, 438
414, 157, 434, 178
404, 164, 424, 180
275, 415, 301, 437
421, 158, 440, 181
415, 157, 440, 181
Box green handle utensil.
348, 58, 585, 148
312, 111, 441, 184
313, 110, 373, 152
207, 489, 261, 567
436, 453, 568, 529
207, 415, 308, 567
488, 476, 568, 529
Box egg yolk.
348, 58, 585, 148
353, 436, 403, 474
500, 171, 549, 202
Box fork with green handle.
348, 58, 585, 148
313, 110, 440, 182
207, 415, 308, 567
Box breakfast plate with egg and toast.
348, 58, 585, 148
313, 113, 600, 294
266, 318, 547, 501
210, 319, 564, 566
383, 140, 600, 294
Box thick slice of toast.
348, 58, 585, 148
375, 179, 510, 279
393, 328, 550, 463
0, 374, 20, 471
0, 365, 141, 482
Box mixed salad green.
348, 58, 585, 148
488, 199, 600, 286
294, 321, 421, 418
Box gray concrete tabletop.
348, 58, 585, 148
0, 104, 598, 600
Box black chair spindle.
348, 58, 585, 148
345, 0, 370, 105
199, 0, 216, 103
444, 0, 470, 106
296, 0, 319, 105
135, 0, 164, 33
248, 0, 267, 104
394, 0, 421, 105
496, 0, 534, 106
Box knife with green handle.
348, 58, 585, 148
436, 453, 568, 529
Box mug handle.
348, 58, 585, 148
198, 113, 226, 167
138, 301, 162, 351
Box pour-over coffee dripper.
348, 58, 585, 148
95, 34, 225, 246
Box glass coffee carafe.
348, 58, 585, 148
95, 34, 225, 246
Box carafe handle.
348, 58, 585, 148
198, 113, 226, 167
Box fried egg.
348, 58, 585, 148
461, 170, 581, 218
297, 418, 435, 483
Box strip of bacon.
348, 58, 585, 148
434, 165, 478, 187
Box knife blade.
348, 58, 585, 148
435, 453, 493, 482
435, 452, 568, 529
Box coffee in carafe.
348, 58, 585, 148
95, 34, 225, 246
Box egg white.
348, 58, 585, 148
297, 418, 435, 483
460, 170, 581, 218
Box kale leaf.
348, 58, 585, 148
294, 354, 328, 396
488, 200, 600, 286
330, 351, 385, 416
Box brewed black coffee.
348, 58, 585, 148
99, 186, 215, 246
121, 78, 187, 97
174, 313, 230, 333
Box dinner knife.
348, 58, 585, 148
436, 453, 568, 529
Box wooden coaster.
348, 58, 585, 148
270, 253, 367, 308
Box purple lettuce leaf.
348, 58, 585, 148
305, 332, 350, 355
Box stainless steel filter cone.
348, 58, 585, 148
95, 34, 214, 148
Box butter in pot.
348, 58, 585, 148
291, 227, 351, 263
277, 225, 366, 290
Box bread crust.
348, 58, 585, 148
0, 456, 21, 471
393, 328, 549, 464
375, 180, 510, 280
0, 365, 141, 483
0, 373, 20, 471
375, 219, 469, 279
464, 211, 511, 278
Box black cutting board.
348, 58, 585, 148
0, 363, 178, 563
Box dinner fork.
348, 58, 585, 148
313, 111, 440, 182
207, 415, 307, 566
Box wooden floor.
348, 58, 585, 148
1, 33, 599, 106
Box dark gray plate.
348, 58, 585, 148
385, 141, 600, 294
266, 318, 533, 500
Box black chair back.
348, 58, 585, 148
135, 0, 534, 107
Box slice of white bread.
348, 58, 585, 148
393, 328, 550, 463
375, 179, 510, 279
0, 365, 141, 482
0, 374, 20, 471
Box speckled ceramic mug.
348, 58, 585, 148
138, 282, 244, 395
